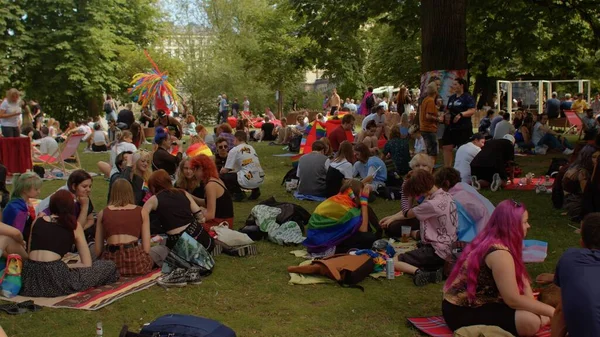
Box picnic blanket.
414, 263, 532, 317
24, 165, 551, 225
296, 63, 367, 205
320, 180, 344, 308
407, 316, 551, 337
504, 178, 554, 191
293, 191, 326, 202
523, 240, 548, 263
1, 269, 161, 311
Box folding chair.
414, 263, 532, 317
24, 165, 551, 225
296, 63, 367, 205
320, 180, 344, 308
563, 110, 584, 140
34, 133, 85, 175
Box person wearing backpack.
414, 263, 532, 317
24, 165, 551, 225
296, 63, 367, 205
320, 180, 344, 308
103, 95, 118, 122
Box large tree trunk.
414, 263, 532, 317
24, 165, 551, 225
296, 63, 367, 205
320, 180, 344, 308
420, 0, 468, 73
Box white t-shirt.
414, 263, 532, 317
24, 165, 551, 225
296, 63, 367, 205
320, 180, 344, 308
326, 159, 353, 179
92, 130, 107, 144
361, 113, 386, 130
225, 143, 264, 189
33, 136, 59, 155
532, 122, 544, 145
454, 142, 482, 183
0, 99, 22, 127
109, 142, 138, 175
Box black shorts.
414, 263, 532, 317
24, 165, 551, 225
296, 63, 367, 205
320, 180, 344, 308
421, 132, 438, 156
398, 245, 445, 270
442, 128, 472, 148
470, 166, 500, 183
442, 300, 518, 336
92, 144, 108, 152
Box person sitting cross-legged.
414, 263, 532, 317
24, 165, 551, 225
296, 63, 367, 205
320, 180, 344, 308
297, 140, 329, 198
442, 200, 554, 336
380, 170, 458, 286
220, 131, 265, 201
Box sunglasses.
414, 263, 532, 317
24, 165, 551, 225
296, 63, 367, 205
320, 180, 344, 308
218, 145, 228, 149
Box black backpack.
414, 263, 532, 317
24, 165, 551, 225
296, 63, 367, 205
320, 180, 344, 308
288, 135, 302, 153
547, 157, 568, 176
325, 166, 345, 198
120, 314, 237, 337
280, 167, 298, 186
103, 101, 112, 113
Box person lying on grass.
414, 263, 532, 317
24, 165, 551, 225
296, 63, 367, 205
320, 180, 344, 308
380, 170, 458, 286
442, 200, 554, 336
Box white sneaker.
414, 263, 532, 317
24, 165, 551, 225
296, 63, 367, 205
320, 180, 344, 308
490, 173, 501, 192
470, 176, 481, 190
563, 148, 574, 155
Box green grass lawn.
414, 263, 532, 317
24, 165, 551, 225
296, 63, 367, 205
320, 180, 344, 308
1, 140, 580, 337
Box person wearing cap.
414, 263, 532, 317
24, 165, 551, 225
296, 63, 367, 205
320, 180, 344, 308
493, 111, 515, 139
454, 133, 485, 184
469, 134, 516, 192
546, 92, 561, 119
154, 109, 182, 139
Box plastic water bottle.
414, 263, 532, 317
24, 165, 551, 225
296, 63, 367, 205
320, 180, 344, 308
96, 322, 103, 337
386, 258, 395, 280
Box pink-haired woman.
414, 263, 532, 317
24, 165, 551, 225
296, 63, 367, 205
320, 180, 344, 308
442, 200, 554, 336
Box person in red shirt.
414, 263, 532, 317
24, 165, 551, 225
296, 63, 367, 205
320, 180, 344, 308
329, 114, 355, 152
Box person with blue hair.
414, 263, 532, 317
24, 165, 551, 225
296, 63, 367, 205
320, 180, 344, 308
152, 126, 182, 177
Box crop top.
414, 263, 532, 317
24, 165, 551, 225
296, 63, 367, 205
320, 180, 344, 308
102, 206, 143, 238
29, 217, 74, 257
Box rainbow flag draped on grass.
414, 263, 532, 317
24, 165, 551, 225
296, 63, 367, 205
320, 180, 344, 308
303, 189, 362, 253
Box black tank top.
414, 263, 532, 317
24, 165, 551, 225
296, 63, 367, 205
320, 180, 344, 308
155, 190, 194, 231
208, 180, 234, 219
29, 217, 74, 257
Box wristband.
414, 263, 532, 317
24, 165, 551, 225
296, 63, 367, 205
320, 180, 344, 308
359, 191, 369, 207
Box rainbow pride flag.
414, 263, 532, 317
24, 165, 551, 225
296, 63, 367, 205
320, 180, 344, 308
186, 142, 213, 157
303, 189, 362, 253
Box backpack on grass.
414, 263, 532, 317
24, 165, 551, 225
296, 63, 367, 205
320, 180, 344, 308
120, 314, 236, 337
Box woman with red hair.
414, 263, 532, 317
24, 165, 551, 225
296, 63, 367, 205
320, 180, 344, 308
442, 200, 554, 336
190, 155, 234, 231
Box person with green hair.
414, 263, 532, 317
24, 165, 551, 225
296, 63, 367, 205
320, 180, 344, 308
2, 172, 42, 239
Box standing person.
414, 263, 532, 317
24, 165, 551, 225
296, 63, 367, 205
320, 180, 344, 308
591, 92, 600, 115
103, 95, 118, 122
442, 78, 476, 167
20, 100, 33, 131
454, 133, 485, 184
0, 88, 23, 137
190, 155, 234, 231
231, 98, 240, 118
219, 94, 229, 124
95, 179, 154, 276
297, 141, 329, 198
379, 170, 458, 286
20, 190, 119, 297
30, 100, 43, 130
442, 200, 553, 336
154, 110, 182, 139
546, 92, 561, 119
243, 96, 250, 113
328, 114, 355, 153
358, 86, 375, 116
420, 82, 442, 163
220, 131, 264, 201
396, 86, 411, 115
117, 103, 135, 130
328, 88, 341, 115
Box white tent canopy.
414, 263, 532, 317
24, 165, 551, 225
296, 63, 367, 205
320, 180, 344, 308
496, 79, 591, 115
